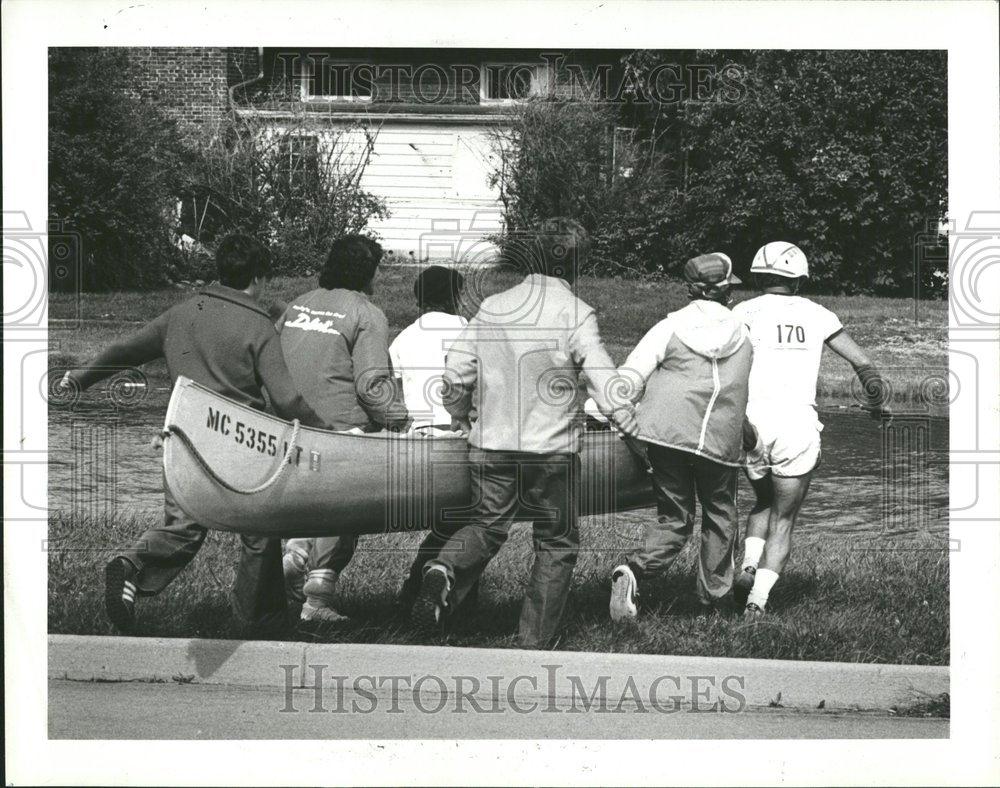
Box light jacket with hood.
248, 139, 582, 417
620, 299, 753, 466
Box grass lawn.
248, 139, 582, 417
49, 510, 949, 665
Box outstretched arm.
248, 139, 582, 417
62, 315, 168, 391
825, 330, 890, 418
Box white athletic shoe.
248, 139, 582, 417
300, 570, 349, 622
609, 564, 639, 622
300, 601, 350, 624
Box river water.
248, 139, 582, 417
48, 383, 948, 542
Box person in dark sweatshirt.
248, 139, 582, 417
59, 234, 325, 637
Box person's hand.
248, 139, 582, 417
55, 371, 75, 395
149, 433, 164, 452
451, 416, 472, 436
610, 405, 640, 438
387, 416, 413, 434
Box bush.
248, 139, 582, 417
490, 50, 948, 295
675, 50, 948, 295
48, 49, 195, 290
187, 111, 388, 276
489, 98, 677, 277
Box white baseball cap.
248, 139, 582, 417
750, 242, 809, 279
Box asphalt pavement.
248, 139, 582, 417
49, 679, 948, 739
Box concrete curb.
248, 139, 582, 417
49, 634, 948, 712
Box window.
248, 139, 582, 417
279, 135, 319, 186
299, 57, 373, 102
480, 63, 549, 103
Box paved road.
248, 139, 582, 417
49, 680, 948, 739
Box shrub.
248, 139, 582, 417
48, 48, 195, 290
490, 50, 948, 295
187, 111, 388, 276
673, 50, 948, 295
489, 98, 677, 277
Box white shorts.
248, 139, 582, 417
745, 409, 823, 481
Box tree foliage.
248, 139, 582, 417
48, 48, 195, 290
491, 50, 948, 295
48, 49, 388, 289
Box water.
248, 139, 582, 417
49, 384, 948, 540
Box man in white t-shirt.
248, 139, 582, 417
390, 266, 475, 611
389, 266, 469, 430
731, 242, 890, 617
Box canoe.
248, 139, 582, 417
162, 375, 657, 537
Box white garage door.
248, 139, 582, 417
339, 122, 506, 260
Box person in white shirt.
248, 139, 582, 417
390, 266, 475, 611
731, 242, 890, 617
389, 266, 469, 431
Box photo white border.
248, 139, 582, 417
3, 0, 998, 784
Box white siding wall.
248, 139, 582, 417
330, 122, 506, 260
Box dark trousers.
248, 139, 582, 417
303, 536, 358, 574
432, 449, 580, 649
627, 444, 738, 605
120, 479, 287, 635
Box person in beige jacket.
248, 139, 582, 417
411, 218, 639, 649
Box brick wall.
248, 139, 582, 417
120, 48, 620, 126
124, 47, 230, 134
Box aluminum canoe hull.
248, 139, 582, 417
162, 376, 656, 537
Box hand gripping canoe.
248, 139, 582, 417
161, 376, 657, 538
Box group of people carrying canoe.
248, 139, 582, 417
61, 219, 889, 648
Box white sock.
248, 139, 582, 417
742, 537, 766, 571
747, 568, 779, 609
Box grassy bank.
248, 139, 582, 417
48, 267, 947, 413
48, 509, 949, 665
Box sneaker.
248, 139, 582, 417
411, 566, 450, 637
300, 601, 350, 624
609, 564, 639, 622
283, 548, 308, 604
733, 565, 756, 610
105, 557, 137, 634
744, 602, 765, 619
300, 570, 348, 622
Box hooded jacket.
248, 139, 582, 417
621, 300, 753, 465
